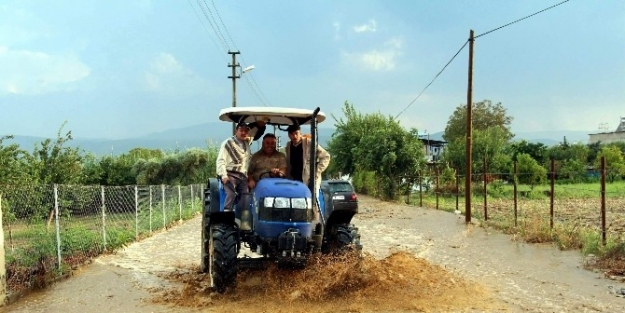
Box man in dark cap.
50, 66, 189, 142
216, 121, 253, 211
285, 124, 330, 197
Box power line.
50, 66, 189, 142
211, 0, 238, 51
394, 0, 571, 119
395, 40, 469, 119
474, 0, 571, 39
189, 0, 272, 107
199, 0, 230, 50
207, 0, 272, 107
187, 0, 229, 63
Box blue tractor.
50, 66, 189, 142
200, 107, 361, 292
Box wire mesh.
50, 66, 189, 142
1, 183, 203, 295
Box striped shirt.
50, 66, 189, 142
216, 136, 252, 177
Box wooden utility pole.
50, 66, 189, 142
228, 50, 241, 135
465, 30, 474, 224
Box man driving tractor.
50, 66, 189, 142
247, 133, 287, 190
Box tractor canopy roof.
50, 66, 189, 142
218, 107, 326, 127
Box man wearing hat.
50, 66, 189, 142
285, 124, 330, 199
216, 121, 254, 211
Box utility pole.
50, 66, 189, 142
465, 30, 474, 224
228, 50, 241, 135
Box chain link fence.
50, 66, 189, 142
403, 159, 625, 245
0, 183, 203, 296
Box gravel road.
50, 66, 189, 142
4, 195, 625, 313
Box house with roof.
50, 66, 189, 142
589, 117, 625, 144
418, 132, 447, 164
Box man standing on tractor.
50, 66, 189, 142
285, 124, 331, 197
247, 133, 287, 189
216, 121, 253, 211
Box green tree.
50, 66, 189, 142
516, 153, 546, 189
547, 141, 589, 180
594, 145, 625, 183
29, 124, 83, 185
0, 135, 29, 185
327, 101, 366, 177
442, 127, 511, 179
328, 103, 424, 200
559, 159, 587, 183
443, 99, 514, 143
506, 140, 548, 165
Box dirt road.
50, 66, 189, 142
4, 196, 625, 312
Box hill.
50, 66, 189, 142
4, 125, 593, 157
5, 123, 335, 156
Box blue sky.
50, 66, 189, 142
1, 0, 624, 140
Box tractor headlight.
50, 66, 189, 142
291, 198, 310, 209
273, 197, 290, 209
263, 197, 274, 208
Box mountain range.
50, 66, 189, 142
3, 123, 594, 156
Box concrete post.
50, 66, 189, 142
0, 194, 7, 306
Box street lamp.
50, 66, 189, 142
242, 65, 255, 74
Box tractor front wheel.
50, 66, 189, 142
208, 223, 238, 293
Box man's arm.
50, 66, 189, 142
216, 140, 229, 178
248, 121, 266, 141
316, 144, 331, 175
276, 152, 288, 177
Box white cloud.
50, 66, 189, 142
0, 46, 90, 95
144, 52, 209, 97
353, 19, 377, 33
342, 38, 404, 71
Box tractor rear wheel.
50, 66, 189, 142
209, 223, 238, 293
329, 224, 362, 253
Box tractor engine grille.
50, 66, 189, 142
258, 197, 313, 222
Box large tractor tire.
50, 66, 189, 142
208, 223, 238, 293
328, 224, 362, 253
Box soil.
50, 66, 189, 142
4, 195, 625, 312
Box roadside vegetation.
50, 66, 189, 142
326, 100, 625, 276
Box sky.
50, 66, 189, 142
1, 0, 624, 140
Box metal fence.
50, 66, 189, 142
404, 158, 625, 245
0, 183, 203, 296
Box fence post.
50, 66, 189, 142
601, 156, 606, 246
0, 194, 7, 306
435, 167, 439, 210
191, 184, 194, 213
178, 185, 182, 222
54, 184, 62, 269
455, 168, 459, 213
419, 170, 423, 207
162, 184, 166, 229
550, 159, 555, 229
135, 186, 139, 240
514, 161, 518, 227
101, 186, 107, 250
149, 185, 153, 234
483, 157, 488, 221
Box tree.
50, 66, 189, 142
516, 153, 546, 189
443, 99, 513, 143
327, 101, 366, 177
594, 145, 625, 183
547, 141, 589, 179
29, 124, 83, 185
0, 135, 29, 185
506, 140, 548, 165
327, 103, 425, 200
442, 127, 511, 179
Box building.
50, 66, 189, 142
418, 134, 446, 164
588, 117, 625, 144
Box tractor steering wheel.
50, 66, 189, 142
259, 170, 272, 180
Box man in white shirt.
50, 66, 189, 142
216, 121, 253, 211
